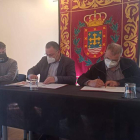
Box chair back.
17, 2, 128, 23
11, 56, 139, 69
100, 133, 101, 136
18, 74, 26, 82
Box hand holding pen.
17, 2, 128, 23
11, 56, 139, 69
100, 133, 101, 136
87, 76, 105, 87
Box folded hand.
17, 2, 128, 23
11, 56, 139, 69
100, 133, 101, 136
43, 77, 55, 84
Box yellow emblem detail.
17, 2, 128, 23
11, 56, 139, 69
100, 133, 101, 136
87, 52, 89, 55
94, 55, 96, 57
84, 10, 107, 27
123, 3, 139, 62
89, 33, 101, 45
60, 13, 70, 57
85, 45, 87, 48
85, 37, 87, 40
61, 0, 69, 11
72, 0, 121, 9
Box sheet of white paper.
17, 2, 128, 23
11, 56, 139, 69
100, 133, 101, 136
5, 81, 27, 87
23, 82, 67, 89
81, 86, 125, 93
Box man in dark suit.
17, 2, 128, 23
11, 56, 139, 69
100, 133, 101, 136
27, 41, 76, 140
27, 41, 76, 85
78, 43, 140, 87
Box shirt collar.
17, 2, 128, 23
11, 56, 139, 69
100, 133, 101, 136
58, 53, 62, 62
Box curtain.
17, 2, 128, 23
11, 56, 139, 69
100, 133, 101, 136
59, 0, 140, 77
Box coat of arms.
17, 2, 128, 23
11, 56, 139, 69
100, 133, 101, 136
83, 11, 107, 58
73, 10, 119, 66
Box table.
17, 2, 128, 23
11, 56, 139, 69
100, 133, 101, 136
0, 85, 140, 140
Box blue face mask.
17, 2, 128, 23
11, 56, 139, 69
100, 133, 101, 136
0, 53, 8, 63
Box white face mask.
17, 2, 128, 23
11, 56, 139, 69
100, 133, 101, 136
105, 58, 118, 68
47, 56, 55, 64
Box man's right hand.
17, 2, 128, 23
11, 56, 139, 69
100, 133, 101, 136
87, 79, 105, 87
28, 74, 38, 80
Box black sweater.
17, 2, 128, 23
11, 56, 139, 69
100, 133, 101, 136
78, 57, 140, 86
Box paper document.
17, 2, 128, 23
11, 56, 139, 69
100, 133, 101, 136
5, 81, 27, 87
6, 82, 67, 89
81, 86, 125, 93
23, 82, 67, 89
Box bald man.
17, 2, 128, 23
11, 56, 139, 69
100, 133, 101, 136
78, 43, 140, 87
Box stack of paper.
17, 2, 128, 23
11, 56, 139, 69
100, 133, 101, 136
5, 82, 67, 89
81, 86, 125, 93
23, 82, 67, 89
5, 81, 27, 87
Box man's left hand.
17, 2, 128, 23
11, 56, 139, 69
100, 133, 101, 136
105, 81, 120, 87
44, 77, 55, 84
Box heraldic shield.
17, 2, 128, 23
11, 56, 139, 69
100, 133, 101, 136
83, 25, 107, 58
83, 11, 107, 59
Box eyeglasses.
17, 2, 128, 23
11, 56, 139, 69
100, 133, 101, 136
0, 48, 6, 54
45, 51, 58, 57
104, 57, 119, 62
0, 51, 5, 54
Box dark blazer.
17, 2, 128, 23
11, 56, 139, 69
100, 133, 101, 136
78, 57, 140, 86
27, 54, 76, 85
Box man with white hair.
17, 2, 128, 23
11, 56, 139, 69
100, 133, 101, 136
78, 43, 140, 87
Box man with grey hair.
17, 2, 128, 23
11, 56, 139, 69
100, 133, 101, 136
0, 42, 18, 84
27, 41, 76, 140
27, 41, 76, 85
78, 43, 140, 87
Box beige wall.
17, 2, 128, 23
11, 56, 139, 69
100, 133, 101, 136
0, 0, 58, 75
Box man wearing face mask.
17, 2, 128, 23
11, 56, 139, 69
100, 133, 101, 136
77, 43, 140, 87
27, 41, 76, 85
0, 42, 18, 84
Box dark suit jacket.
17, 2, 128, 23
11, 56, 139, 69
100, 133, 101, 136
78, 57, 140, 86
27, 54, 76, 85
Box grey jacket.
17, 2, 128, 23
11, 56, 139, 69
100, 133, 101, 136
27, 54, 76, 85
0, 58, 18, 84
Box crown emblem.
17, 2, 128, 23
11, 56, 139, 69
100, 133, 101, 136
84, 10, 107, 27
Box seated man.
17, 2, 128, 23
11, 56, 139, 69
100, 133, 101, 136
27, 41, 76, 140
0, 42, 18, 84
27, 41, 76, 85
78, 43, 140, 87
